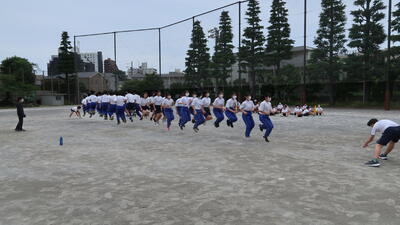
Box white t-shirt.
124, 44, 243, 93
282, 107, 289, 113
277, 104, 283, 110
162, 98, 174, 107
181, 96, 191, 106
81, 98, 87, 105
109, 95, 117, 104
71, 106, 79, 112
317, 107, 323, 112
259, 101, 272, 113
240, 100, 255, 111
371, 120, 399, 135
101, 95, 109, 103
302, 109, 310, 115
140, 97, 148, 106
116, 96, 127, 106
226, 98, 238, 109
125, 93, 135, 103
88, 95, 97, 103
133, 94, 141, 103
191, 97, 203, 110
202, 97, 211, 107
154, 96, 164, 105
213, 97, 225, 107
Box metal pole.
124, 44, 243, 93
384, 0, 392, 110
158, 28, 162, 76
302, 0, 307, 104
113, 32, 118, 91
238, 1, 242, 96
74, 36, 79, 104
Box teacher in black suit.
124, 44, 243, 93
15, 97, 26, 132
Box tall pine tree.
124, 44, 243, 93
310, 0, 347, 104
239, 0, 265, 96
184, 20, 211, 89
348, 0, 386, 103
212, 11, 235, 88
58, 31, 75, 103
392, 2, 400, 58
265, 0, 293, 74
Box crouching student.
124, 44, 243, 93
70, 106, 82, 118
363, 119, 400, 167
240, 94, 255, 138
316, 105, 324, 116
259, 95, 274, 142
162, 93, 175, 131
282, 105, 290, 117
294, 105, 302, 117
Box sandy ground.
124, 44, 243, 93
1, 106, 400, 225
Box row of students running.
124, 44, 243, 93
78, 90, 275, 142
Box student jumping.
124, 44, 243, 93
212, 92, 225, 128
240, 94, 255, 138
162, 93, 175, 131
225, 93, 239, 128
259, 95, 274, 142
192, 92, 205, 133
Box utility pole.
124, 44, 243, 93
384, 0, 392, 110
74, 36, 79, 104
302, 0, 307, 104
238, 1, 242, 97
113, 32, 118, 91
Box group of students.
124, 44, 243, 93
268, 103, 324, 117
77, 90, 275, 142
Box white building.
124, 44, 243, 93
79, 52, 103, 73
127, 62, 157, 78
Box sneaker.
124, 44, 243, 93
230, 122, 234, 128
214, 122, 219, 128
379, 154, 388, 160
365, 159, 380, 167
259, 124, 263, 132
264, 137, 270, 142
226, 120, 231, 127
179, 125, 184, 130
193, 127, 199, 133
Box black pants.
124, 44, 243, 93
16, 116, 23, 130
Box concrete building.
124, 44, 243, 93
46, 72, 109, 93
127, 62, 157, 79
228, 46, 315, 84
36, 90, 65, 105
79, 52, 103, 73
161, 70, 185, 89
47, 54, 95, 76
104, 58, 118, 73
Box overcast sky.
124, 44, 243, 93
0, 0, 394, 75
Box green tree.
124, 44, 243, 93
184, 20, 211, 89
0, 56, 35, 84
348, 0, 386, 103
0, 74, 38, 105
392, 2, 400, 65
58, 31, 75, 103
212, 11, 236, 88
265, 0, 294, 74
239, 0, 266, 96
121, 73, 164, 93
309, 0, 347, 104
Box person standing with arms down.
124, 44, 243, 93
363, 119, 400, 167
225, 93, 239, 128
162, 93, 175, 131
259, 95, 274, 142
240, 94, 255, 138
15, 97, 26, 132
212, 92, 225, 128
